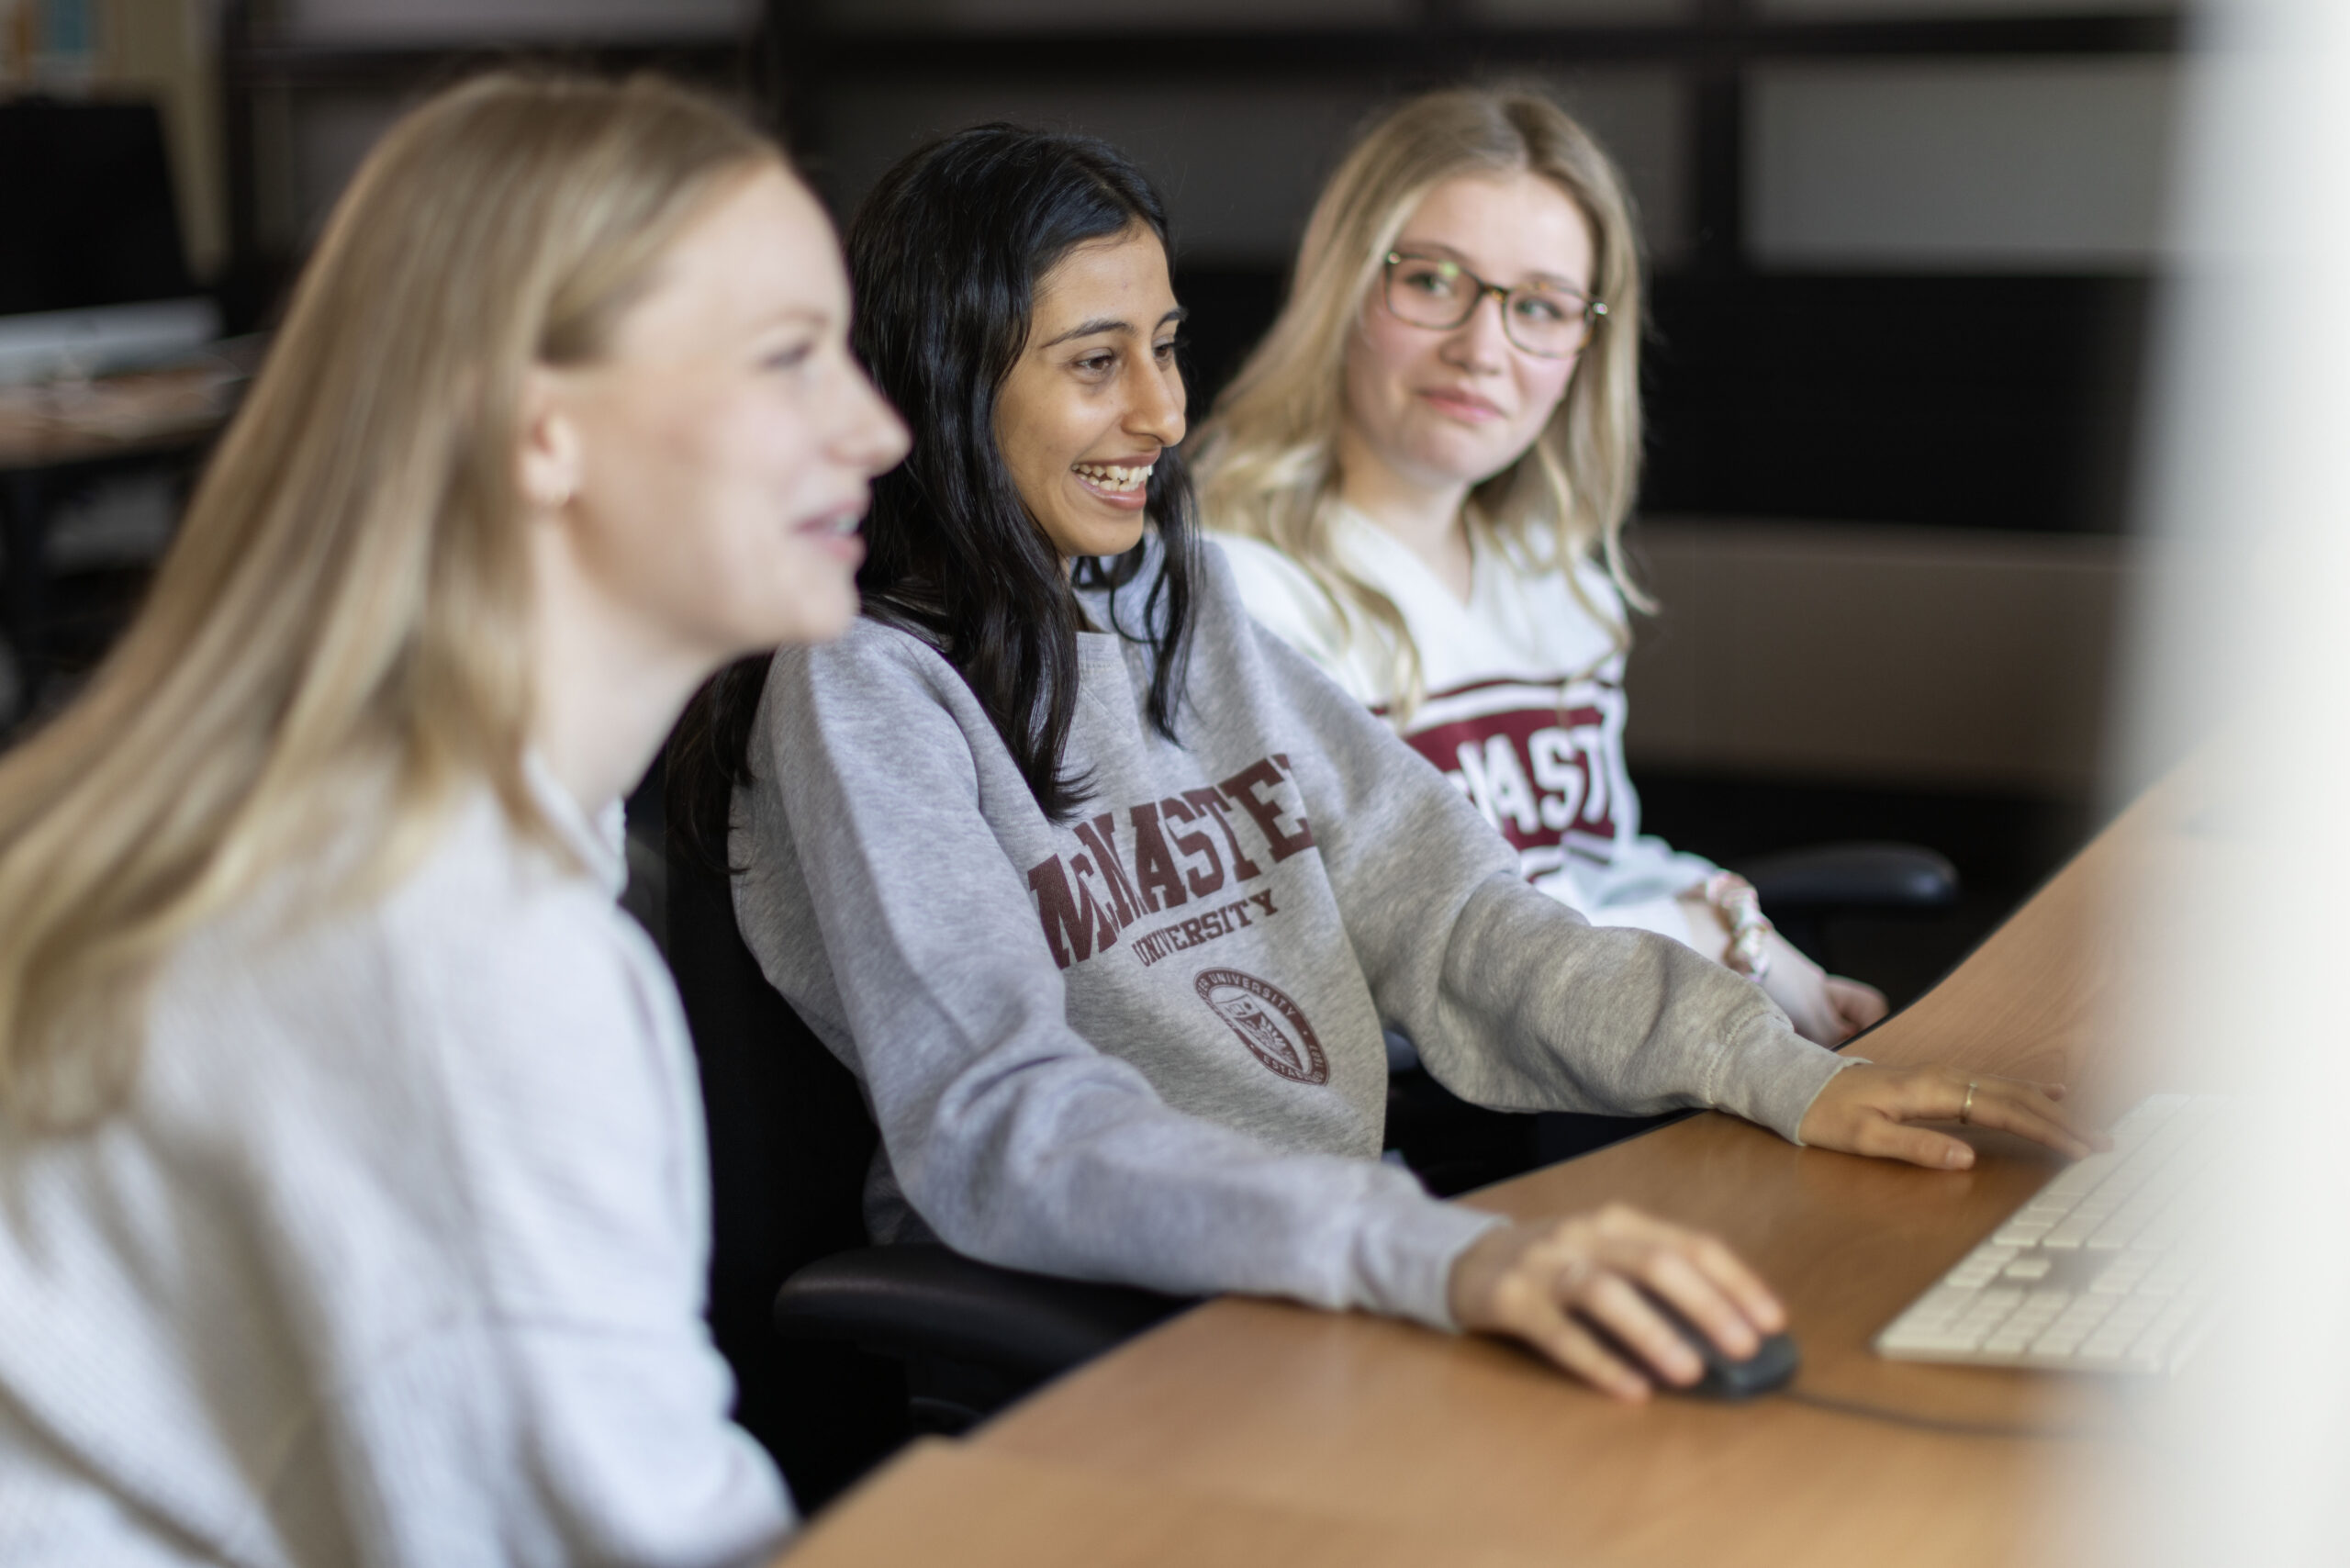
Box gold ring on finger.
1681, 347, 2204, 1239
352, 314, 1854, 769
1960, 1081, 1977, 1126
1552, 1258, 1596, 1299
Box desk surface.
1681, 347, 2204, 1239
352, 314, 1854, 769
0, 364, 237, 469
787, 1439, 1559, 1568
800, 766, 2209, 1566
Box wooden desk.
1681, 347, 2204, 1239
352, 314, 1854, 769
807, 769, 2208, 1565
788, 1439, 1556, 1568
0, 365, 238, 469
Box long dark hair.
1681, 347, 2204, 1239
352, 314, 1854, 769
673, 124, 1199, 855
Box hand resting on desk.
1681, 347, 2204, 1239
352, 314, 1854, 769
1445, 1070, 2107, 1399
1796, 1064, 2107, 1170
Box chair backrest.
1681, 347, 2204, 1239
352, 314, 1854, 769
662, 767, 907, 1509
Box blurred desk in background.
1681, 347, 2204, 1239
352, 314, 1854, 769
0, 364, 236, 465
0, 360, 241, 727
789, 762, 2210, 1566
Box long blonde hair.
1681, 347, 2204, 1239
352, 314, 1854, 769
1194, 86, 1650, 716
0, 73, 776, 1128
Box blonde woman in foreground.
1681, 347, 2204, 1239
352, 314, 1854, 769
1199, 88, 1885, 1046
0, 75, 904, 1563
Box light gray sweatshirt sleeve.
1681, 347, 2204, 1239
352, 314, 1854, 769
742, 633, 1502, 1330
1226, 610, 1854, 1138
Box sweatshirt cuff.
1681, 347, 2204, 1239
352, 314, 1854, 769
1707, 1016, 1860, 1143
1349, 1188, 1511, 1333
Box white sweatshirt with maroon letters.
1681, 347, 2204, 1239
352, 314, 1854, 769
1213, 507, 1719, 947
731, 543, 1849, 1331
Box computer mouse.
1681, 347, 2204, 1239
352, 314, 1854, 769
1684, 1326, 1801, 1401
1588, 1290, 1801, 1401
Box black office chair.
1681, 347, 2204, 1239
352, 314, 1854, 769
662, 775, 1189, 1506
664, 814, 907, 1508
1734, 840, 1959, 970
775, 1244, 1193, 1437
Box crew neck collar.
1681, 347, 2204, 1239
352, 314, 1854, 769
521, 751, 628, 897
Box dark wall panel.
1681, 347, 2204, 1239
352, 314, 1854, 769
1170, 266, 1288, 416
1641, 273, 2153, 532
1170, 267, 2151, 537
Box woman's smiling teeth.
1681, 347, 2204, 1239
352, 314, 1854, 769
1072, 461, 1153, 494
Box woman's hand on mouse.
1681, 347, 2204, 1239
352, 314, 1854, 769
1446, 1204, 1783, 1402
1796, 1064, 2111, 1169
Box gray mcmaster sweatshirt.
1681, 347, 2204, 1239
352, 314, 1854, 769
733, 542, 1852, 1331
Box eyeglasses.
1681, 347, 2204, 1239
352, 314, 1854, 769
1380, 251, 1607, 359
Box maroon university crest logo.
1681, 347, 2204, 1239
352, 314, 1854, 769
1194, 969, 1327, 1084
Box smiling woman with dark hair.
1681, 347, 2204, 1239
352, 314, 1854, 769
845, 125, 1198, 817
677, 127, 1198, 832
688, 122, 2101, 1403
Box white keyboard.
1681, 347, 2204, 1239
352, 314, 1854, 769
1874, 1093, 2230, 1373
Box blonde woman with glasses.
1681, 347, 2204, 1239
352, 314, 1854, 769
1199, 87, 1885, 1047
0, 74, 904, 1562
